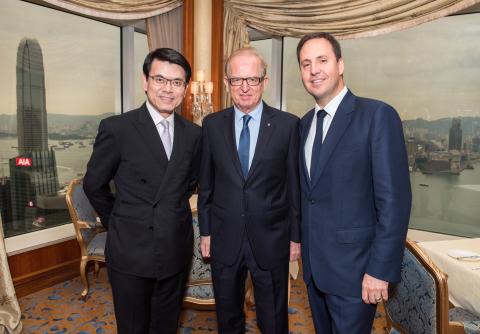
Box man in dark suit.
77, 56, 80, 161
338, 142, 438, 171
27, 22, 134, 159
297, 32, 412, 334
83, 48, 201, 334
198, 47, 300, 334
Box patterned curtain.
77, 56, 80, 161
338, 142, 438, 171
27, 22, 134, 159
0, 217, 22, 334
40, 0, 182, 19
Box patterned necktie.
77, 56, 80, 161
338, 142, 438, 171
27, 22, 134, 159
310, 109, 328, 180
160, 119, 172, 160
238, 115, 252, 178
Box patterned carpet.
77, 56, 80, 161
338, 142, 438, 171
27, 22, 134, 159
19, 268, 388, 333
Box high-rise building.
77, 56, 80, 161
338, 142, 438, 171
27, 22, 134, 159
9, 38, 63, 233
16, 38, 48, 153
448, 117, 463, 151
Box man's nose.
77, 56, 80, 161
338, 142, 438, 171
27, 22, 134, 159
240, 80, 250, 92
162, 81, 174, 92
310, 63, 319, 75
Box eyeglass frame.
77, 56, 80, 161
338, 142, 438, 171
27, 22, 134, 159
148, 74, 186, 88
226, 76, 265, 87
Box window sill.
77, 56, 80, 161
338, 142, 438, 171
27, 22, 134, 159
5, 224, 76, 256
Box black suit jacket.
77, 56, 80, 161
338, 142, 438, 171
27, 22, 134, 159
198, 102, 300, 270
84, 104, 202, 279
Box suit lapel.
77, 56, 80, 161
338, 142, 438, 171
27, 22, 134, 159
300, 109, 315, 190
246, 103, 275, 181
132, 104, 169, 166
222, 108, 244, 181
310, 91, 355, 188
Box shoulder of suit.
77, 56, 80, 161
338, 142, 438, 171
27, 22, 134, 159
175, 113, 202, 133
353, 95, 396, 114
103, 106, 142, 123
203, 108, 231, 123
262, 103, 299, 123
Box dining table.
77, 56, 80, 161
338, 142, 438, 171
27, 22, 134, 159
418, 237, 480, 317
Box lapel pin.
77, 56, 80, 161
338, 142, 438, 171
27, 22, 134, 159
267, 123, 271, 127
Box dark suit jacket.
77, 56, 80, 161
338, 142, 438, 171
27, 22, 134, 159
198, 102, 300, 270
83, 104, 202, 279
299, 90, 412, 297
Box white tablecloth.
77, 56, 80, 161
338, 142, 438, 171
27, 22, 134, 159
418, 238, 480, 316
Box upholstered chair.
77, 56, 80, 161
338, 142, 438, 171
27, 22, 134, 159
183, 215, 215, 309
66, 178, 106, 300
385, 239, 480, 334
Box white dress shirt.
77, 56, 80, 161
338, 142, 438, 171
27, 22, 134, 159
146, 100, 174, 156
304, 86, 348, 177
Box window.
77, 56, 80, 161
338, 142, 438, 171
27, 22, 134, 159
134, 31, 149, 107
281, 13, 480, 237
0, 0, 121, 238
250, 39, 274, 106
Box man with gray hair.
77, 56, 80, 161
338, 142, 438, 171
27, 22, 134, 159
198, 47, 301, 334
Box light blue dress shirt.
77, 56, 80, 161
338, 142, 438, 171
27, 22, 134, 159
234, 102, 263, 169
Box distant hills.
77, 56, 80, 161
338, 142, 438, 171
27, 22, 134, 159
402, 117, 480, 137
0, 113, 479, 139
0, 112, 114, 139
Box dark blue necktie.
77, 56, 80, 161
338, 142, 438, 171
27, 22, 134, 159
238, 115, 252, 178
310, 109, 328, 181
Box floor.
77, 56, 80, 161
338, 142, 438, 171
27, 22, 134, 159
18, 269, 388, 333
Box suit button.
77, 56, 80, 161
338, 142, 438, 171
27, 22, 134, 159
310, 200, 315, 204
153, 203, 157, 208
140, 178, 147, 184
149, 226, 154, 231
241, 213, 245, 217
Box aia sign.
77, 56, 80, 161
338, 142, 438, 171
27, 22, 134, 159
16, 157, 32, 167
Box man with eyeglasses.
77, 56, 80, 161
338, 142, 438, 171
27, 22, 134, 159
198, 47, 301, 334
84, 48, 201, 334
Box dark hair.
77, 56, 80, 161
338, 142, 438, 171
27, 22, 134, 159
296, 32, 342, 63
143, 48, 192, 83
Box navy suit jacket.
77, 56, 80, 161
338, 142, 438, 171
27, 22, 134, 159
198, 102, 300, 270
84, 104, 202, 279
299, 90, 412, 297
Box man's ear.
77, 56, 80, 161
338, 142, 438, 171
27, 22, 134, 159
142, 74, 148, 92
338, 58, 345, 76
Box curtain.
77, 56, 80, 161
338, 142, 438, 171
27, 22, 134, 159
41, 0, 182, 20
146, 5, 183, 51
222, 0, 480, 108
0, 218, 22, 334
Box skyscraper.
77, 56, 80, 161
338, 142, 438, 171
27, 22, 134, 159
448, 117, 462, 151
9, 38, 62, 232
16, 38, 48, 153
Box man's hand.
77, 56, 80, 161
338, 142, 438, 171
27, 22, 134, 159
290, 241, 301, 262
362, 273, 389, 304
200, 236, 211, 258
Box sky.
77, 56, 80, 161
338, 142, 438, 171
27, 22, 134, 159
0, 0, 147, 116
279, 13, 480, 120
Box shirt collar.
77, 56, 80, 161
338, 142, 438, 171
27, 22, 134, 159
146, 100, 174, 126
234, 101, 263, 123
315, 86, 348, 118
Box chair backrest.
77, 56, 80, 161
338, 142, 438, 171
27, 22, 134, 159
385, 239, 450, 334
183, 215, 215, 309
188, 215, 213, 283
66, 178, 99, 256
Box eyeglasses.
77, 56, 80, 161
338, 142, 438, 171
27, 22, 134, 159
227, 77, 264, 86
149, 75, 186, 88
